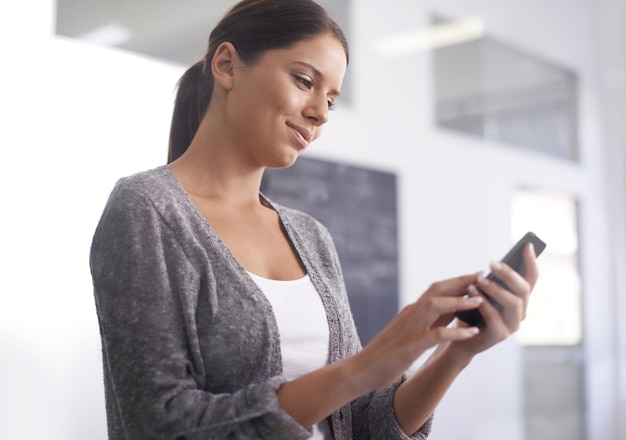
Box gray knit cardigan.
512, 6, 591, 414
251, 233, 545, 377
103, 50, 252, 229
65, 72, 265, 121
90, 166, 432, 440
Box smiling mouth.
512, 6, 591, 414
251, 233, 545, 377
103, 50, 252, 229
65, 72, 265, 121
286, 122, 312, 148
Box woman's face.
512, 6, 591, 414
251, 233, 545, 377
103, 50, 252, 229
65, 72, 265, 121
226, 32, 347, 168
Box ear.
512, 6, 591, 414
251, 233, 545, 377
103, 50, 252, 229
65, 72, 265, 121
211, 42, 240, 91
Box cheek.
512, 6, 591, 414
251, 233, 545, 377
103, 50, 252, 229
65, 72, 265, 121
269, 88, 300, 114
235, 76, 302, 127
263, 78, 303, 112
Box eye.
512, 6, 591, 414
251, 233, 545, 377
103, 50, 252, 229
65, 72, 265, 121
328, 100, 337, 111
294, 74, 314, 89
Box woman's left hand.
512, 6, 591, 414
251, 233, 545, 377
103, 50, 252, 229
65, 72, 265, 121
449, 242, 539, 357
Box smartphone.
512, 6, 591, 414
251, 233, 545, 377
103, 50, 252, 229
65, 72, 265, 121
454, 231, 547, 327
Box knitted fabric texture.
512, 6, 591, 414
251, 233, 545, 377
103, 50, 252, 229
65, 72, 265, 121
90, 165, 432, 440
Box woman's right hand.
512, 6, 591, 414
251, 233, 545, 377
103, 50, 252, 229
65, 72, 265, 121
348, 273, 483, 392
277, 273, 483, 429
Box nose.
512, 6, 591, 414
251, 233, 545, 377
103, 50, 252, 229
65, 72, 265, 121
304, 94, 329, 126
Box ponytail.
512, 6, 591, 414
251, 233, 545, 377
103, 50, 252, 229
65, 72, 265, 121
167, 60, 213, 163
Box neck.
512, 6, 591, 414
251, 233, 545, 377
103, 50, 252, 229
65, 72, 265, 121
168, 115, 266, 208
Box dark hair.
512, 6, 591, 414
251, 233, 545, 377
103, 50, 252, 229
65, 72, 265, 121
167, 0, 349, 163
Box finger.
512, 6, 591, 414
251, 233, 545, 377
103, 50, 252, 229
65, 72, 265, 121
421, 325, 481, 347
483, 259, 534, 322
491, 242, 539, 292
428, 273, 481, 298
427, 295, 484, 315
469, 284, 510, 331
473, 278, 524, 329
411, 296, 484, 328
487, 261, 531, 304
522, 242, 539, 288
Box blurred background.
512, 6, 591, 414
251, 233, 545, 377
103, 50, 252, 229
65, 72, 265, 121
1, 0, 624, 439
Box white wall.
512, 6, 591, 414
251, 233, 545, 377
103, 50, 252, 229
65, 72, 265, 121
0, 3, 183, 438
1, 0, 623, 439
591, 0, 626, 438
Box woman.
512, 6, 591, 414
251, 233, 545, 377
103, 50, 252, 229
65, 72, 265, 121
90, 0, 539, 439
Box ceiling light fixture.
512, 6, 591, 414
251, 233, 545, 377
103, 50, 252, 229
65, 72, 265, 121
376, 17, 485, 57
76, 22, 133, 47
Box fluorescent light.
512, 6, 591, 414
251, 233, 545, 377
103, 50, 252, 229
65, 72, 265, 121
76, 22, 132, 47
376, 17, 485, 57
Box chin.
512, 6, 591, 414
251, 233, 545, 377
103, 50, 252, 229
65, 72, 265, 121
266, 150, 302, 169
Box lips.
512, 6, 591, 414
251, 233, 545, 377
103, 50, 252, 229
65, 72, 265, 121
286, 122, 312, 147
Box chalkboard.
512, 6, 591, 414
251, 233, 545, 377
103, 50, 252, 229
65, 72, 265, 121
262, 157, 398, 345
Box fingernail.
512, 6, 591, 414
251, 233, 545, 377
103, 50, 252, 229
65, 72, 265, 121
489, 261, 502, 271
477, 274, 489, 286
468, 295, 483, 304
467, 327, 480, 335
468, 284, 480, 295
529, 242, 536, 257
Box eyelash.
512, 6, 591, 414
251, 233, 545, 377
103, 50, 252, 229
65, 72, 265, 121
294, 75, 337, 111
295, 75, 314, 89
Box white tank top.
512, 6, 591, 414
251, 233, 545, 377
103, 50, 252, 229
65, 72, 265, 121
247, 272, 332, 440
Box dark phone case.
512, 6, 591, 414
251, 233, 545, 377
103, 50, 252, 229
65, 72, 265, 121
454, 231, 547, 327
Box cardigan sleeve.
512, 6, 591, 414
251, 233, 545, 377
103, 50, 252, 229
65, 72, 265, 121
90, 180, 311, 440
350, 378, 433, 440
277, 206, 433, 440
310, 216, 433, 439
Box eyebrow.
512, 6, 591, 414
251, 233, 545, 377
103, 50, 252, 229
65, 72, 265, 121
292, 61, 341, 98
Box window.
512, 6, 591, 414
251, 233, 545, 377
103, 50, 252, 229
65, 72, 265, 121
511, 188, 582, 346
433, 18, 579, 160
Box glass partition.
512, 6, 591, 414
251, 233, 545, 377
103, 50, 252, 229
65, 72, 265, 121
433, 18, 579, 161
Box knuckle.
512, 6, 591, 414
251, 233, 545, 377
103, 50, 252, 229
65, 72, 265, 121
431, 327, 448, 339
424, 297, 438, 309
428, 281, 441, 293
431, 280, 450, 295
